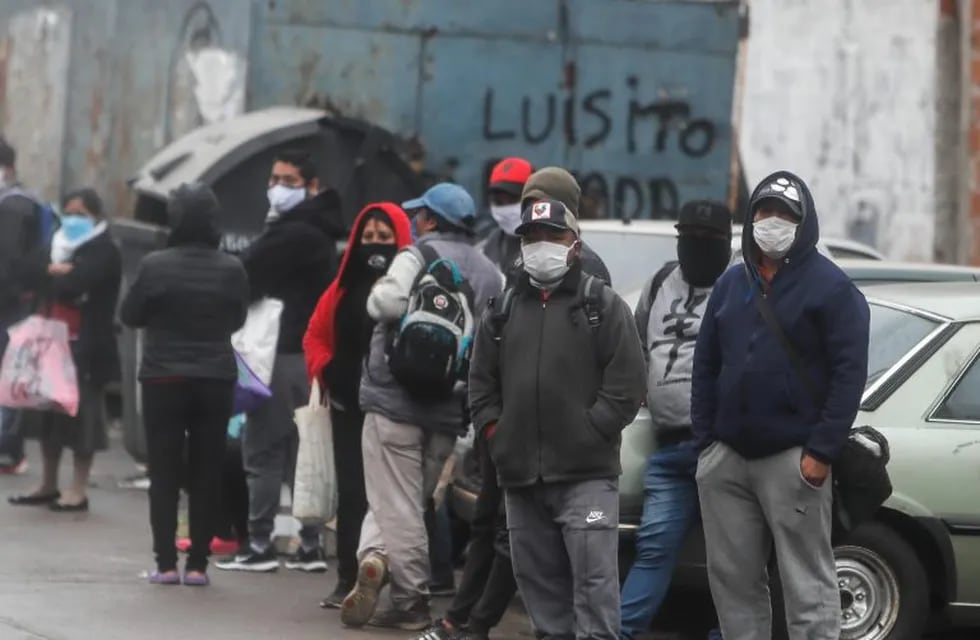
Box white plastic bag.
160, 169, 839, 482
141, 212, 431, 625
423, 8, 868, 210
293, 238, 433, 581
292, 380, 338, 523
231, 298, 283, 386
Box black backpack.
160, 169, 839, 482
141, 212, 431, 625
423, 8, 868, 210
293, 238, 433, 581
489, 274, 606, 342
386, 244, 477, 402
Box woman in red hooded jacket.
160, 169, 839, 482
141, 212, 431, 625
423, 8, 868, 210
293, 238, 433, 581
303, 202, 412, 607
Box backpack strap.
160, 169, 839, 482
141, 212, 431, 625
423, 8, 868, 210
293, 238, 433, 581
489, 286, 517, 342
414, 242, 440, 269
581, 275, 604, 332
635, 261, 678, 352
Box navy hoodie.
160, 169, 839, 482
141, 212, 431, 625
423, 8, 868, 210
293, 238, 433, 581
690, 171, 870, 464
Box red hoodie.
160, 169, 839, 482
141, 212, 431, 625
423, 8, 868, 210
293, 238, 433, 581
303, 202, 412, 383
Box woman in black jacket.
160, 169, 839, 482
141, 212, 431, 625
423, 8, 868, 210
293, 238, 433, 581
120, 183, 249, 587
8, 188, 121, 512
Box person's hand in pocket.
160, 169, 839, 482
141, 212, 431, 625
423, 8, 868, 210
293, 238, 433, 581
800, 453, 830, 487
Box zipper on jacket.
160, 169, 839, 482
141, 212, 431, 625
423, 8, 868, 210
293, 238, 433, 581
535, 296, 547, 481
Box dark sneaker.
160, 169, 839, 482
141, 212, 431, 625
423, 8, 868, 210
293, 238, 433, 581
320, 583, 353, 609
340, 553, 388, 628
368, 604, 432, 631
215, 546, 279, 573
285, 546, 328, 573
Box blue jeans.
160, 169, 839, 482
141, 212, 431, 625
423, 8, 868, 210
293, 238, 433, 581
620, 440, 721, 640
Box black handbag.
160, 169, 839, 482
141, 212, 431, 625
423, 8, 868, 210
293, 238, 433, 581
749, 272, 892, 539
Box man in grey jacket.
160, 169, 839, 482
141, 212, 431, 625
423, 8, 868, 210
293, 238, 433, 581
341, 183, 503, 631
620, 200, 732, 640
469, 197, 646, 640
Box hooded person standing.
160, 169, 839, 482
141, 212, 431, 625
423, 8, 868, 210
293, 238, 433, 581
219, 149, 342, 574
692, 172, 869, 640
8, 188, 121, 513
340, 183, 503, 631
620, 200, 731, 640
121, 182, 250, 586
303, 202, 413, 608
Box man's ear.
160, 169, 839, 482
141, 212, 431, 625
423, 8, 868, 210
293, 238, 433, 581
307, 177, 321, 195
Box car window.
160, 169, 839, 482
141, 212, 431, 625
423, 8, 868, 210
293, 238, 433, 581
867, 303, 941, 387
933, 354, 980, 422
580, 231, 677, 294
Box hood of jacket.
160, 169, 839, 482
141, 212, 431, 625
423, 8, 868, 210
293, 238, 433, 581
167, 184, 221, 248
336, 202, 413, 284
302, 202, 412, 382
741, 170, 819, 281
270, 188, 346, 238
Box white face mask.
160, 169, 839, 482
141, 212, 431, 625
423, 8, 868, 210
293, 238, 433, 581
267, 184, 307, 215
753, 216, 798, 259
490, 203, 522, 236
522, 241, 572, 285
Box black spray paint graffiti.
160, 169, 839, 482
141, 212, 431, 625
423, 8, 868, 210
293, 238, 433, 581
481, 77, 716, 157
480, 77, 717, 219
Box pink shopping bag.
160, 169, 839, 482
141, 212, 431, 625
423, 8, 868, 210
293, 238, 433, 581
0, 315, 79, 416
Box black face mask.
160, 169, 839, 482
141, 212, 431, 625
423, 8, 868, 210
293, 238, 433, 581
352, 243, 398, 274
677, 235, 732, 288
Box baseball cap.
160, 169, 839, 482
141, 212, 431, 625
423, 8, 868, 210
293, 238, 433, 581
514, 199, 580, 237
750, 175, 804, 220
676, 200, 732, 237
401, 182, 476, 228
488, 157, 533, 196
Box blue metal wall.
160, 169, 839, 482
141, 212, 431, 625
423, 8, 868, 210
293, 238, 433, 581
0, 0, 739, 219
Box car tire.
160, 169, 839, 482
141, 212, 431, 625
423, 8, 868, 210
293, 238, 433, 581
835, 522, 930, 640
769, 522, 929, 640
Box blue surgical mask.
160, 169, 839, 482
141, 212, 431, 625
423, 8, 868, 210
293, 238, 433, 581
60, 214, 95, 241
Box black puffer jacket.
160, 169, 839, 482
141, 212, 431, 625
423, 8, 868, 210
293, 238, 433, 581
121, 184, 249, 381
240, 189, 343, 354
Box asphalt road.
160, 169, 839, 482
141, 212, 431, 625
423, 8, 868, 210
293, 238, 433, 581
0, 436, 974, 640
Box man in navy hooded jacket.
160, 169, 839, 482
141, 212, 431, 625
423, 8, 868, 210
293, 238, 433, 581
691, 171, 869, 640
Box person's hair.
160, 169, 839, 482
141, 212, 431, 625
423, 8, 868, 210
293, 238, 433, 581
427, 209, 474, 237
63, 187, 105, 219
274, 149, 317, 185
0, 136, 15, 168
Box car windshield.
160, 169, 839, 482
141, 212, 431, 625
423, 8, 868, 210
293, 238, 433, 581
866, 302, 941, 387
580, 230, 678, 293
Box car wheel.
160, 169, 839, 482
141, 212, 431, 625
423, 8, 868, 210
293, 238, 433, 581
835, 522, 930, 640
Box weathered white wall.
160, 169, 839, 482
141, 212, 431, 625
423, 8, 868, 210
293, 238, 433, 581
740, 0, 938, 261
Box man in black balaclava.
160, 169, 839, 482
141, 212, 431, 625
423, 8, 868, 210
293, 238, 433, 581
621, 200, 731, 640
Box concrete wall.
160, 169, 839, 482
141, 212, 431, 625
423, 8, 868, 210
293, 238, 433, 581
740, 0, 938, 261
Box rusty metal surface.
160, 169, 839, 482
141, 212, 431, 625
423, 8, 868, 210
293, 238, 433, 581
0, 0, 739, 220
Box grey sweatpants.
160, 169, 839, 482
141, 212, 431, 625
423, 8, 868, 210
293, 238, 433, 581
696, 442, 839, 640
358, 412, 456, 610
505, 478, 620, 640
243, 353, 321, 549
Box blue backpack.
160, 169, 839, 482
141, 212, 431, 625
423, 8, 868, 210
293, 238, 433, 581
0, 187, 60, 247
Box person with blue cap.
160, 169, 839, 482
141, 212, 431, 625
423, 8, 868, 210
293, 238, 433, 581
341, 183, 503, 631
